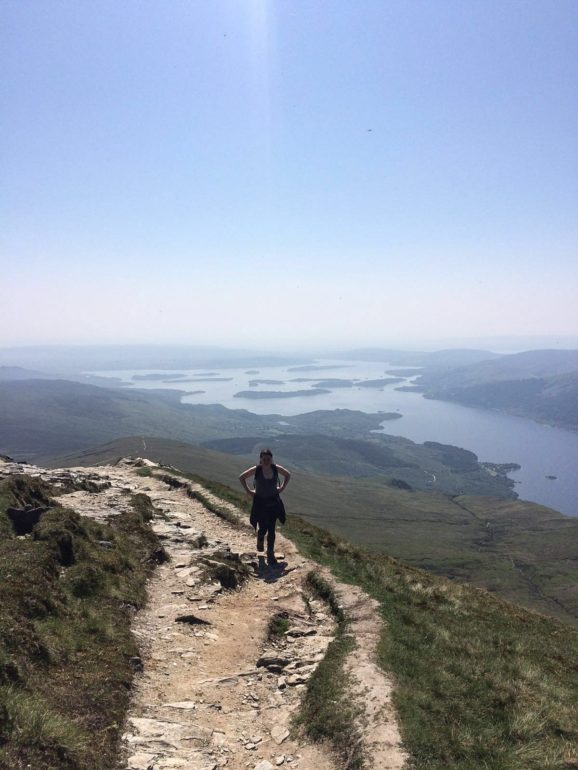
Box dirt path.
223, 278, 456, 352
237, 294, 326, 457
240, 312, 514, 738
0, 457, 406, 770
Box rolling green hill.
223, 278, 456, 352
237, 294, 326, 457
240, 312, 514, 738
201, 433, 516, 497
53, 436, 578, 626
0, 379, 386, 460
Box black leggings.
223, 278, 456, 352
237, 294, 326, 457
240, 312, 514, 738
257, 510, 277, 554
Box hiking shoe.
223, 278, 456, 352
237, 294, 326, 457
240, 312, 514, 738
256, 535, 265, 552
267, 552, 278, 565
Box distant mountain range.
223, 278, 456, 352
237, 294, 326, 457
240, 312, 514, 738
414, 349, 578, 430
331, 347, 502, 367
0, 345, 310, 372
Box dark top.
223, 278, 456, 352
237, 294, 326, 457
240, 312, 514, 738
254, 464, 279, 499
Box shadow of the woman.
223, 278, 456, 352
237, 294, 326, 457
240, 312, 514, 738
252, 556, 290, 583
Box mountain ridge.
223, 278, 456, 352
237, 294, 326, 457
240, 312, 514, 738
1, 455, 577, 770
414, 349, 578, 429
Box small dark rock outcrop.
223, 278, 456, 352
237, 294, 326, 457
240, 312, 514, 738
175, 613, 211, 626
389, 478, 413, 492
200, 550, 250, 589
5, 506, 50, 535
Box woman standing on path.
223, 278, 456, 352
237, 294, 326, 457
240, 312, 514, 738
239, 449, 291, 565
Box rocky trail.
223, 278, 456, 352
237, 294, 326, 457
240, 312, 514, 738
0, 457, 406, 770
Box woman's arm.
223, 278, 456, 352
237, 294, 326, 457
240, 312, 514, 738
239, 466, 257, 496
275, 464, 291, 493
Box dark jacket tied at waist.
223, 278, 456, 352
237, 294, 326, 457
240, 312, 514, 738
250, 493, 286, 528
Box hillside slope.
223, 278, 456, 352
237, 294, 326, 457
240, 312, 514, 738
0, 379, 385, 460
2, 456, 577, 770
53, 436, 578, 626
416, 349, 578, 429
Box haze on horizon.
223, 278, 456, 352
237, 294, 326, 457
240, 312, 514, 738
2, 1, 577, 351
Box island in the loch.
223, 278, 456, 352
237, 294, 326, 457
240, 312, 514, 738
386, 368, 424, 376
358, 377, 404, 388
314, 378, 358, 388
234, 388, 331, 399
248, 379, 286, 386
287, 364, 353, 372
133, 372, 186, 381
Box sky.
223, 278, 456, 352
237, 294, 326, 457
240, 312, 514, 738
1, 1, 577, 351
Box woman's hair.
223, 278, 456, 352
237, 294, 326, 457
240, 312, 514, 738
259, 448, 273, 459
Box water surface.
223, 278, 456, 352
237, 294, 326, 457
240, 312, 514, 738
92, 360, 578, 517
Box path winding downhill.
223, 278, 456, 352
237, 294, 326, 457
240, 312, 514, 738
0, 456, 406, 770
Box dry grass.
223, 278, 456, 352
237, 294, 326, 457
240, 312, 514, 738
0, 479, 163, 770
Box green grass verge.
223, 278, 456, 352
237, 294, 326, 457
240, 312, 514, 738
284, 516, 578, 770
295, 571, 362, 770
156, 470, 242, 526
0, 478, 164, 770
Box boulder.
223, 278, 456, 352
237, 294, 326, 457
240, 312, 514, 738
5, 506, 49, 535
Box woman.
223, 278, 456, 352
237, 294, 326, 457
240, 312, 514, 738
239, 449, 291, 565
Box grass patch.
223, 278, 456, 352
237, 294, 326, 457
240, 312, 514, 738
130, 492, 157, 522
0, 478, 163, 770
186, 486, 241, 526
266, 611, 290, 640
295, 571, 362, 769
156, 470, 243, 526
284, 516, 578, 770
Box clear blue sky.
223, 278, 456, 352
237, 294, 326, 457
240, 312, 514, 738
1, 1, 577, 349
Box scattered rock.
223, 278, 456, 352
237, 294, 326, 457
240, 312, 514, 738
271, 725, 290, 745
129, 656, 144, 672
182, 724, 213, 743
257, 654, 292, 671
175, 613, 211, 625
285, 626, 316, 638
286, 674, 309, 686
200, 555, 250, 590
127, 751, 158, 769
211, 730, 228, 746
